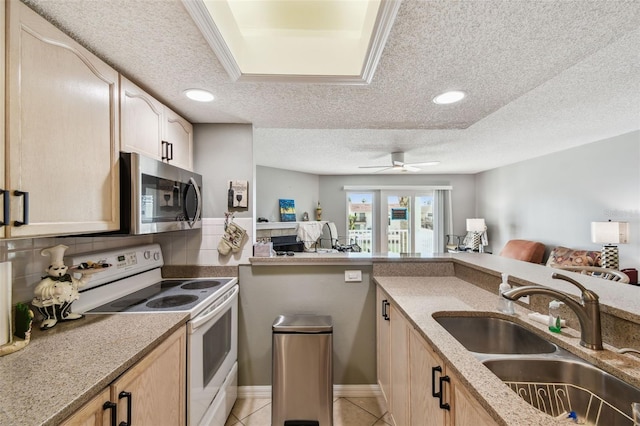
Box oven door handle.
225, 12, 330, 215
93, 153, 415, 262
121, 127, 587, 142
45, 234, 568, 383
189, 285, 238, 333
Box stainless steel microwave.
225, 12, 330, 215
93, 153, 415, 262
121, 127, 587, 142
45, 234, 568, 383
120, 152, 202, 234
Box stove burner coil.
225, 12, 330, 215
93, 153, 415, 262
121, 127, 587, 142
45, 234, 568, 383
146, 294, 199, 309
181, 280, 222, 290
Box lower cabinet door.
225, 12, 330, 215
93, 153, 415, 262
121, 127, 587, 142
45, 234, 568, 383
409, 328, 447, 426
111, 327, 187, 426
60, 388, 113, 426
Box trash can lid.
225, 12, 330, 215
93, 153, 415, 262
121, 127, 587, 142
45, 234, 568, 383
272, 314, 333, 332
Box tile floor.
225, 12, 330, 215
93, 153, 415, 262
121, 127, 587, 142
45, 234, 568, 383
225, 396, 393, 426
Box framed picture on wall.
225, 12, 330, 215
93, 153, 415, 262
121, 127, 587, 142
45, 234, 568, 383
228, 180, 249, 209
279, 199, 296, 222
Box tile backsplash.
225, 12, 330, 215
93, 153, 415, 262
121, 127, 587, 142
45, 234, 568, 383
3, 216, 254, 304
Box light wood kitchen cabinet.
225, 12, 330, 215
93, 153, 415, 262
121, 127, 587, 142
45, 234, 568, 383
449, 369, 497, 426
120, 76, 193, 170
60, 388, 113, 426
0, 0, 6, 239
409, 328, 447, 426
5, 1, 120, 238
389, 303, 410, 426
377, 286, 497, 426
376, 287, 410, 426
61, 326, 187, 426
376, 287, 391, 404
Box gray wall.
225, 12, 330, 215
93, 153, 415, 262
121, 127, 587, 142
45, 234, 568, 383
193, 124, 254, 218
476, 130, 640, 268
256, 166, 320, 222
237, 264, 376, 386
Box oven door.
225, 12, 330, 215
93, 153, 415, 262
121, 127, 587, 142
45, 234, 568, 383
188, 285, 238, 426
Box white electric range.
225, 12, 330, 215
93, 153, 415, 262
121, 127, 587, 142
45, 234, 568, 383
68, 244, 238, 426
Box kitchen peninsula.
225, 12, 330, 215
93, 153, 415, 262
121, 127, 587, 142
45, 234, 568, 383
2, 253, 639, 425
242, 252, 640, 425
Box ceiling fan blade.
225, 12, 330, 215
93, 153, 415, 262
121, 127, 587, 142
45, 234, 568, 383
402, 164, 420, 172
358, 165, 389, 169
404, 161, 440, 167
374, 167, 393, 173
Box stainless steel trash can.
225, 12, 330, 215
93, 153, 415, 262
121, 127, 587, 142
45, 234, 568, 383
272, 314, 333, 426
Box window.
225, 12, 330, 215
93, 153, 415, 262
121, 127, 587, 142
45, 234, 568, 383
344, 186, 452, 254
347, 192, 374, 253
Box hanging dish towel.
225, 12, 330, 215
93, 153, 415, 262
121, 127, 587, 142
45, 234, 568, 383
218, 221, 247, 255
297, 222, 324, 251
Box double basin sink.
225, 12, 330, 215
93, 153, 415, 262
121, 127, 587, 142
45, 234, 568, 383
434, 314, 640, 425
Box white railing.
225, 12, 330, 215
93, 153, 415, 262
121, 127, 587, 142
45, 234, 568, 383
349, 229, 434, 254
388, 229, 409, 253
349, 230, 372, 253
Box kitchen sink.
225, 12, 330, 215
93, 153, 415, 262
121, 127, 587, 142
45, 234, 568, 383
434, 315, 557, 354
483, 357, 640, 425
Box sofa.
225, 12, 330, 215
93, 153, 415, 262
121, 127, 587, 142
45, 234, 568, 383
499, 239, 546, 264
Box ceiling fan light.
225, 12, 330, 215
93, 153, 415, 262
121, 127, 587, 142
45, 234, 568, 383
433, 90, 465, 105
184, 89, 215, 102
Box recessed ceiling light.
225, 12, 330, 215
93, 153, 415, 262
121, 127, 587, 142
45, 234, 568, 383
184, 89, 214, 102
433, 90, 466, 105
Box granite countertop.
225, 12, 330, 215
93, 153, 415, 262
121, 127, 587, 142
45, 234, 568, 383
0, 312, 188, 426
374, 275, 640, 426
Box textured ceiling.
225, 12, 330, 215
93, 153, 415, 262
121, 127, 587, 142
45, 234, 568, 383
23, 0, 640, 175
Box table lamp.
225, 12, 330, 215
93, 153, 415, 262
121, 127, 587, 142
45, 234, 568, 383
591, 221, 629, 270
466, 218, 487, 253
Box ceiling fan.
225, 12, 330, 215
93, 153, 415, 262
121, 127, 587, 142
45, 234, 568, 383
358, 152, 440, 172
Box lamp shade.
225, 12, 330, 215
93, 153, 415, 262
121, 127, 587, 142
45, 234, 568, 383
591, 221, 629, 244
466, 218, 486, 233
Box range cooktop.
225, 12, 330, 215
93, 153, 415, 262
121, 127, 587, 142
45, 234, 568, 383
87, 278, 235, 313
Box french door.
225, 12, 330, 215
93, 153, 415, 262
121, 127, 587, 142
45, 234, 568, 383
380, 191, 434, 254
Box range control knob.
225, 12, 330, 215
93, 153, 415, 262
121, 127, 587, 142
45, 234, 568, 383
153, 252, 160, 261
144, 250, 151, 260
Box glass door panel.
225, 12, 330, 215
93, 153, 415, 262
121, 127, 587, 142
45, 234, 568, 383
381, 191, 434, 254
347, 193, 374, 253
415, 195, 434, 255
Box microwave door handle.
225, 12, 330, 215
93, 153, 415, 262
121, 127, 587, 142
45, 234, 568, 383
189, 285, 238, 332
187, 177, 202, 228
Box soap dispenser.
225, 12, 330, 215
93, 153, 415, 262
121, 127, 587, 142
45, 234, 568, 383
548, 300, 564, 333
497, 273, 515, 314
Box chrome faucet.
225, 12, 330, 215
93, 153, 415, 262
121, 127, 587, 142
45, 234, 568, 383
502, 272, 603, 350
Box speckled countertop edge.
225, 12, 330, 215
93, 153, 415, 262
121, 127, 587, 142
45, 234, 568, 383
374, 276, 640, 426
0, 312, 188, 426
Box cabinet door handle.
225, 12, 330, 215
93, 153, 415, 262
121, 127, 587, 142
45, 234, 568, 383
103, 401, 117, 426
161, 140, 169, 161
0, 189, 9, 227
118, 391, 132, 426
13, 191, 29, 227
168, 142, 174, 161
382, 299, 390, 321
439, 375, 451, 410
431, 365, 443, 398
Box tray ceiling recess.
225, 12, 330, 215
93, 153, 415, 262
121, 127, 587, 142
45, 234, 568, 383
182, 0, 401, 84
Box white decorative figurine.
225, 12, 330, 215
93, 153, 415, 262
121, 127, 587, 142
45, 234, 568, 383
31, 244, 90, 330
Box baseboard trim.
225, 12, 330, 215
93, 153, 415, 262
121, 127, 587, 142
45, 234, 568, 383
237, 384, 381, 399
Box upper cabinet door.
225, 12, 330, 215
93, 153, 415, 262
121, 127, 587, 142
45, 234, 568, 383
120, 76, 164, 160
163, 106, 193, 171
120, 77, 193, 171
5, 2, 120, 238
